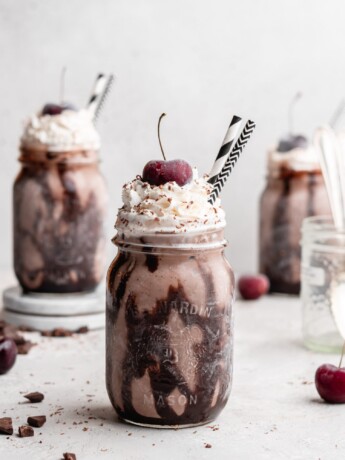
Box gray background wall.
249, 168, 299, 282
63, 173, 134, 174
1, 0, 344, 274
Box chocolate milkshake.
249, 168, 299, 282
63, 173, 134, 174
259, 135, 331, 295
106, 166, 234, 427
14, 105, 108, 293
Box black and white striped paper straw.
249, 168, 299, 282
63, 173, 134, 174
208, 115, 242, 184
208, 120, 256, 205
87, 73, 107, 117
93, 74, 115, 122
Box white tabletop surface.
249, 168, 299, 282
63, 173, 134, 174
0, 270, 343, 460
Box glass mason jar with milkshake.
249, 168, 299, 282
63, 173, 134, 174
259, 134, 330, 295
106, 115, 255, 427
14, 99, 108, 293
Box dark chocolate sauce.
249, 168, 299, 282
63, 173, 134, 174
14, 163, 105, 293
108, 258, 231, 426
139, 237, 159, 273
307, 172, 316, 216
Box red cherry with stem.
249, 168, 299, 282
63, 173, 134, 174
238, 274, 270, 300
142, 113, 193, 186
0, 337, 17, 375
41, 102, 77, 116
315, 343, 345, 403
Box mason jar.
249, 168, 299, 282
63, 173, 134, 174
259, 169, 330, 295
106, 228, 234, 428
13, 146, 108, 293
301, 216, 344, 352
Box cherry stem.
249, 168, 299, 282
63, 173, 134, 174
158, 113, 167, 161
339, 341, 345, 368
60, 66, 66, 105
289, 92, 302, 136
330, 99, 345, 128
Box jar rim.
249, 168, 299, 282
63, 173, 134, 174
18, 146, 100, 165
113, 227, 228, 252
302, 215, 341, 234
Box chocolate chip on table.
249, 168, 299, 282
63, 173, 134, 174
0, 321, 36, 355
63, 453, 77, 460
204, 443, 212, 448
27, 416, 46, 428
0, 417, 13, 435
17, 341, 35, 355
41, 328, 73, 337
24, 392, 44, 403
18, 425, 34, 437
41, 326, 89, 337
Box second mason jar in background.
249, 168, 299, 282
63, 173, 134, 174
259, 141, 330, 295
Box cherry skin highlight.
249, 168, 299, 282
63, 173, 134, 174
0, 337, 17, 375
142, 159, 193, 186
315, 364, 345, 404
238, 274, 270, 300
41, 102, 77, 116
277, 134, 308, 152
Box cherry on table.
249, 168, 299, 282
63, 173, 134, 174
0, 337, 17, 375
315, 363, 345, 404
238, 274, 270, 300
142, 159, 193, 186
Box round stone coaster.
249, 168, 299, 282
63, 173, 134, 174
3, 309, 105, 331
3, 285, 105, 316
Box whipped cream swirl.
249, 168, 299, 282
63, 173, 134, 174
116, 169, 226, 234
21, 109, 100, 151
268, 144, 320, 174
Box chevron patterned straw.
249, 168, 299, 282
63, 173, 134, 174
208, 115, 242, 184
208, 120, 256, 205
87, 73, 107, 118
93, 74, 115, 122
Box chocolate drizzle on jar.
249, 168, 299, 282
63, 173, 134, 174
260, 168, 330, 295
106, 231, 233, 427
13, 148, 107, 293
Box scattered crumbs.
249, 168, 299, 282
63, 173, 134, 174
152, 443, 155, 447
82, 427, 88, 432
204, 443, 212, 448
302, 381, 313, 385
207, 424, 219, 431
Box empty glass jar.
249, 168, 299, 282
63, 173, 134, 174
301, 216, 344, 352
